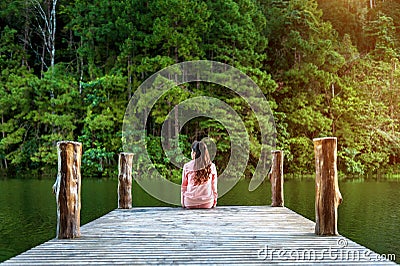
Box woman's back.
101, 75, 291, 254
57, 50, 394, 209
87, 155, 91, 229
181, 141, 218, 209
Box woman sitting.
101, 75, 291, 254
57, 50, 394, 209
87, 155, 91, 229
181, 141, 218, 209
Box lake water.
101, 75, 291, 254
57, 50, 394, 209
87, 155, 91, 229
0, 178, 399, 263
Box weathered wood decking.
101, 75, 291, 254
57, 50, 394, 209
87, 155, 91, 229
3, 206, 396, 265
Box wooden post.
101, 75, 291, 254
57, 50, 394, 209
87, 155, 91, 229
269, 150, 284, 207
54, 141, 82, 239
118, 152, 134, 209
313, 137, 343, 236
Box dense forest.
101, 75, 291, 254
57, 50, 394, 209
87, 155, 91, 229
0, 0, 399, 178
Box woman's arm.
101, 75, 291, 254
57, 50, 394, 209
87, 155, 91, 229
211, 164, 218, 207
181, 167, 188, 208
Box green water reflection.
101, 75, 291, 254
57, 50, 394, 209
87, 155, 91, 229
0, 178, 398, 263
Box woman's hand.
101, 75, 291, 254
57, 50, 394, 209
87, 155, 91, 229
213, 199, 217, 208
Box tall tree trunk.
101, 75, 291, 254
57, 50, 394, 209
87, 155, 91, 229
174, 105, 179, 140
32, 0, 57, 71
167, 104, 171, 149
79, 38, 84, 94
22, 0, 31, 68
41, 42, 45, 76
128, 57, 132, 101
174, 21, 178, 63
50, 0, 56, 69
195, 122, 199, 140
390, 59, 395, 134
1, 115, 7, 169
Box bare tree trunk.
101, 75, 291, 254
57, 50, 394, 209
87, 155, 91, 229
41, 42, 45, 76
31, 0, 57, 71
127, 57, 132, 101
50, 0, 56, 69
79, 39, 84, 94
331, 83, 336, 134
174, 105, 179, 140
53, 141, 82, 239
313, 137, 343, 236
118, 153, 134, 209
390, 59, 395, 135
174, 20, 178, 63
166, 102, 172, 149
1, 115, 7, 169
270, 150, 284, 207
22, 0, 31, 68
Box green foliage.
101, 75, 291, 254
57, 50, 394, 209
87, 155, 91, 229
133, 134, 191, 183
0, 0, 399, 178
28, 65, 79, 168
339, 148, 364, 175
0, 26, 36, 169
78, 74, 127, 176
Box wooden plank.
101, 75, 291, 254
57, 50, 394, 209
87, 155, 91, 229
3, 206, 396, 265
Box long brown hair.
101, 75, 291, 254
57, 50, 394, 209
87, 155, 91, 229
191, 141, 212, 185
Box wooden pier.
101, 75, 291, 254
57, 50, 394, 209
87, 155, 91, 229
3, 206, 395, 265
3, 142, 396, 264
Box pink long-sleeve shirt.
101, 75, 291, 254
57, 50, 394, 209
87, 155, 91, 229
181, 160, 218, 208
